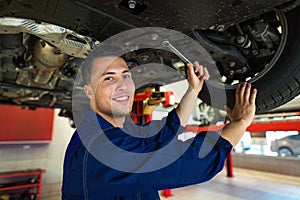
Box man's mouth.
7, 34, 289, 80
113, 96, 130, 104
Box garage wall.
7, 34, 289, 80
0, 109, 74, 197
232, 153, 300, 177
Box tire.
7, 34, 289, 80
199, 6, 300, 114
278, 147, 293, 157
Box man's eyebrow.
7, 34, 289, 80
122, 70, 130, 74
102, 70, 130, 76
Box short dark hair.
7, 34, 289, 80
81, 44, 124, 84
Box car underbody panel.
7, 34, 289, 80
0, 0, 294, 39
0, 0, 299, 119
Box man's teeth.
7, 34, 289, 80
115, 96, 128, 101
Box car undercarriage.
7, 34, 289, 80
0, 0, 300, 123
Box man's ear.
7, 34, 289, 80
84, 85, 95, 100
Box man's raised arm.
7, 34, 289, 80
176, 62, 209, 126
175, 61, 257, 147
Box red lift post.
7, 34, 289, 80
131, 89, 174, 197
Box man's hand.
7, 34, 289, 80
186, 61, 209, 94
220, 82, 257, 146
225, 82, 257, 127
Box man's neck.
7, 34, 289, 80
98, 112, 126, 128
90, 103, 126, 128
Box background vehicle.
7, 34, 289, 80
270, 134, 300, 157
0, 0, 299, 122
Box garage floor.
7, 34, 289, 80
42, 168, 300, 200
160, 168, 300, 200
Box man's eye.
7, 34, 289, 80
104, 77, 114, 81
123, 74, 131, 79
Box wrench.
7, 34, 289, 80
162, 40, 194, 66
162, 40, 202, 76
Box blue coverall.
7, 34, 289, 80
62, 109, 232, 199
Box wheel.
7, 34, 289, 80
278, 147, 293, 157
196, 7, 300, 113
198, 102, 221, 125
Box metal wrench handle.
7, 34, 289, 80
162, 40, 203, 77
162, 40, 194, 66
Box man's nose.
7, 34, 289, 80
116, 78, 128, 90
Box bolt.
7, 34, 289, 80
209, 25, 215, 30
242, 49, 249, 55
242, 67, 247, 72
252, 49, 259, 56
216, 25, 225, 32
150, 33, 159, 41
54, 49, 62, 54
125, 42, 131, 47
229, 61, 236, 68
236, 35, 245, 44
128, 0, 136, 9
141, 54, 149, 61
229, 70, 234, 76
129, 44, 139, 51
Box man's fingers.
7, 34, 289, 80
244, 83, 251, 102
250, 88, 257, 104
186, 63, 195, 77
239, 82, 247, 103
235, 83, 247, 103
236, 82, 257, 105
235, 83, 241, 104
203, 67, 209, 80
193, 61, 204, 78
190, 61, 210, 81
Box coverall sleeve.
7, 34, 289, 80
97, 109, 233, 189
139, 131, 233, 189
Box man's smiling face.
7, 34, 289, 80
85, 56, 135, 123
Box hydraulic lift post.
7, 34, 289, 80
131, 89, 174, 197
